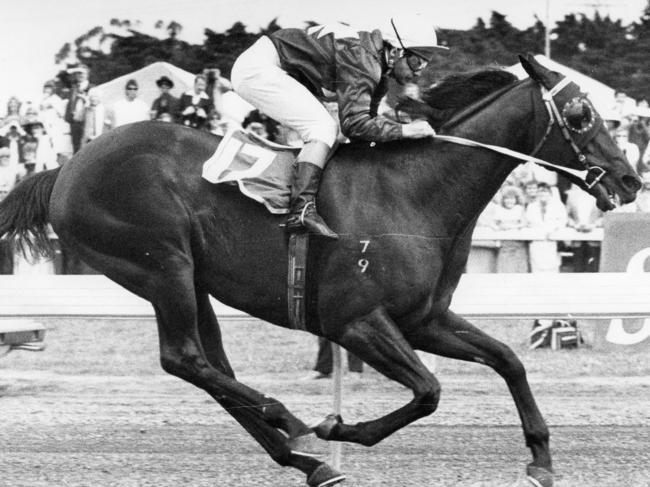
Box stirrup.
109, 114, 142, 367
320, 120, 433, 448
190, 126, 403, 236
298, 201, 315, 225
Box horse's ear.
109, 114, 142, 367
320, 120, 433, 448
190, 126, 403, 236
518, 53, 554, 89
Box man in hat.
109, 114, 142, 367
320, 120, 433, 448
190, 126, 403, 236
151, 75, 178, 121
110, 79, 150, 128
64, 64, 92, 154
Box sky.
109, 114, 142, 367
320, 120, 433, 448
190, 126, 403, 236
0, 0, 647, 106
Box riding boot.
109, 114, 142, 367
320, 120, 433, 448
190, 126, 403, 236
286, 162, 339, 239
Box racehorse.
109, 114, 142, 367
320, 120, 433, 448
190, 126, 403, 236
0, 55, 640, 487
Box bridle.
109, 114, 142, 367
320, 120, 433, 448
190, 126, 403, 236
529, 77, 606, 189
410, 76, 610, 190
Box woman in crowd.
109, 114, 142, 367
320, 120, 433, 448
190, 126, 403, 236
525, 182, 568, 273
177, 74, 212, 130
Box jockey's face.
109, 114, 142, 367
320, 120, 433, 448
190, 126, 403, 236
392, 52, 427, 85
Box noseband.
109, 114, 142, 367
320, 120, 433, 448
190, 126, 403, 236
530, 77, 606, 189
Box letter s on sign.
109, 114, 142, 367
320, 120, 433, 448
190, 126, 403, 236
606, 247, 650, 345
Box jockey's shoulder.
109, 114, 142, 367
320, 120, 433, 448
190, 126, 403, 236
275, 24, 383, 50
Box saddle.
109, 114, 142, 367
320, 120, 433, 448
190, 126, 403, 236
202, 129, 310, 331
202, 128, 300, 214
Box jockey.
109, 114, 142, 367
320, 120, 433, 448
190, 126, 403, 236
231, 14, 447, 239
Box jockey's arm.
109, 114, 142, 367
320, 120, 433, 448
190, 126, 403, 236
335, 44, 404, 142
335, 45, 435, 142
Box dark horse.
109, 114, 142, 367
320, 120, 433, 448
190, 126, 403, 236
0, 55, 640, 486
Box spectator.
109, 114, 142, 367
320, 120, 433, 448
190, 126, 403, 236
177, 74, 212, 130
614, 128, 640, 171
0, 120, 25, 166
39, 80, 66, 158
640, 108, 650, 171
0, 146, 18, 190
604, 110, 622, 136
64, 64, 92, 154
629, 106, 650, 162
109, 79, 149, 128
525, 182, 567, 273
613, 91, 636, 121
242, 109, 279, 142
1, 96, 22, 130
564, 183, 603, 272
22, 120, 57, 170
305, 337, 363, 380
633, 168, 650, 212
492, 185, 528, 273
522, 179, 539, 207
492, 185, 525, 231
150, 76, 178, 121
0, 175, 13, 274
82, 88, 107, 146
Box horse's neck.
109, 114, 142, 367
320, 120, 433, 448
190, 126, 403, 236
425, 83, 536, 230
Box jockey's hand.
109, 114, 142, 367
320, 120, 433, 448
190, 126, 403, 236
402, 120, 436, 139
183, 106, 196, 115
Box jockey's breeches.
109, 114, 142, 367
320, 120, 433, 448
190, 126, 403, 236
231, 36, 339, 151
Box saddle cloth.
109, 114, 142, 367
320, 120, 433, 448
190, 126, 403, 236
202, 128, 301, 214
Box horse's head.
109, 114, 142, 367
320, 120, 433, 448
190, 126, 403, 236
519, 53, 641, 211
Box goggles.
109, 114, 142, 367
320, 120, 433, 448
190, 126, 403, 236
404, 50, 428, 74
561, 97, 597, 134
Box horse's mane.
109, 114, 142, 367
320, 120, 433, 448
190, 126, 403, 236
396, 69, 519, 130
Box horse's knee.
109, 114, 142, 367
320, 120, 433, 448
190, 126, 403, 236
415, 378, 441, 416
493, 345, 526, 380
160, 348, 206, 382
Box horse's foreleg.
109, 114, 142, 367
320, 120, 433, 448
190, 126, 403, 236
315, 306, 440, 446
152, 278, 342, 487
408, 310, 553, 487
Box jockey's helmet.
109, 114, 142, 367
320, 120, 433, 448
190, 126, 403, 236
383, 13, 448, 61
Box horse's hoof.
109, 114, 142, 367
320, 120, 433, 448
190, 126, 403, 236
288, 432, 327, 458
306, 463, 346, 487
526, 465, 554, 487
312, 414, 342, 440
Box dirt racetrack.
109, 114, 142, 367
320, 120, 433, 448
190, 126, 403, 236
1, 318, 649, 487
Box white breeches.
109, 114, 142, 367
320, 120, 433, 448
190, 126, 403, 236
231, 36, 339, 150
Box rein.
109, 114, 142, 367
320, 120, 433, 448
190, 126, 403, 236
432, 77, 606, 189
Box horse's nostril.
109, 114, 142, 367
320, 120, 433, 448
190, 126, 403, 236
622, 175, 642, 193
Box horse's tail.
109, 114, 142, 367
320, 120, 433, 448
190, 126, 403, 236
0, 167, 61, 258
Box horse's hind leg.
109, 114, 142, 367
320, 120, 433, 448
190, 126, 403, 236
315, 306, 441, 446
153, 276, 343, 487
195, 292, 325, 455
408, 310, 553, 487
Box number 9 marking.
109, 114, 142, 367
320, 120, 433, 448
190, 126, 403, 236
358, 259, 369, 273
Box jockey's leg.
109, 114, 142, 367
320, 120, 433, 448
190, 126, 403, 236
287, 140, 338, 239
231, 36, 339, 239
